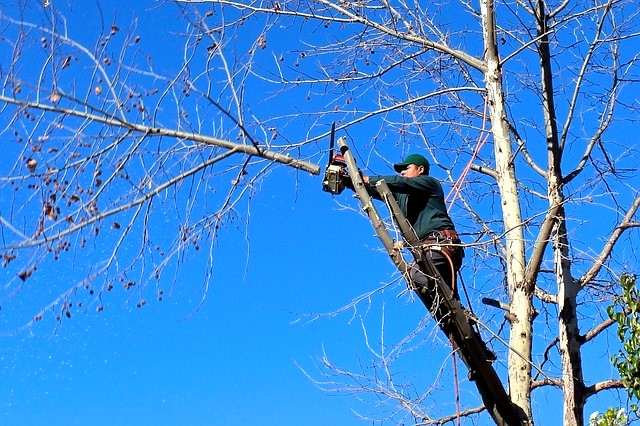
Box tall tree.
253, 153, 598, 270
1, 1, 639, 424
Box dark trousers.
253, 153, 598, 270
407, 245, 496, 363
408, 249, 459, 300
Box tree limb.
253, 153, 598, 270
584, 379, 625, 399
582, 318, 616, 344
578, 195, 640, 288
0, 95, 320, 175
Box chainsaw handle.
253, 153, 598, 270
327, 122, 336, 168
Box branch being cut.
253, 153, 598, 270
0, 95, 321, 175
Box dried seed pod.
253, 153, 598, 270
26, 158, 37, 173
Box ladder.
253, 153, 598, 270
334, 136, 525, 426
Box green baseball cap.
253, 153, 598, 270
393, 153, 430, 174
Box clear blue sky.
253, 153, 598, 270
0, 1, 636, 425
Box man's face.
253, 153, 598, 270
400, 164, 423, 178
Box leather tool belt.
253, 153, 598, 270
421, 229, 464, 267
423, 229, 461, 243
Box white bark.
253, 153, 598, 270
534, 0, 586, 422
481, 0, 532, 422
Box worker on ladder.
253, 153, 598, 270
345, 152, 496, 363
352, 153, 464, 297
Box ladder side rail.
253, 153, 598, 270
375, 180, 522, 426
376, 180, 466, 332
336, 137, 408, 274
334, 137, 523, 425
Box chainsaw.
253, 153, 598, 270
321, 122, 348, 195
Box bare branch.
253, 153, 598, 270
0, 95, 320, 175
582, 318, 616, 344
470, 163, 498, 179
584, 379, 625, 399
579, 195, 640, 288
531, 377, 563, 390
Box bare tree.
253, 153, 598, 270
0, 1, 320, 327
1, 1, 639, 424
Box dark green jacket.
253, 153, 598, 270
367, 174, 455, 240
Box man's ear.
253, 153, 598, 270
417, 166, 425, 175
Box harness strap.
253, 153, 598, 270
423, 229, 461, 243
421, 229, 464, 268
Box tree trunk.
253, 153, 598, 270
555, 204, 586, 425
481, 0, 533, 422
534, 0, 586, 423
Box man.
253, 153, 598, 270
360, 153, 464, 296
353, 153, 496, 364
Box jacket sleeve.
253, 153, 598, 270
343, 174, 383, 200
368, 175, 437, 195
